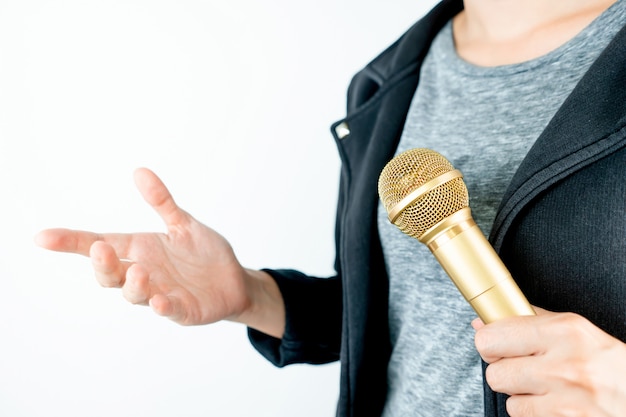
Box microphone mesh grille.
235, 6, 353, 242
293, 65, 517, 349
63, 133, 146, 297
378, 148, 469, 239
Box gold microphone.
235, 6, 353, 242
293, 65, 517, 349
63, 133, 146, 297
378, 148, 535, 323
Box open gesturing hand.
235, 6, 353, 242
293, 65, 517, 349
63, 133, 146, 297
36, 168, 284, 336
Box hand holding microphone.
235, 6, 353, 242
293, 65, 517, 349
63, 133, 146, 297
378, 148, 535, 323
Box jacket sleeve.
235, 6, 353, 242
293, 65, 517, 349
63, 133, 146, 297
247, 268, 342, 366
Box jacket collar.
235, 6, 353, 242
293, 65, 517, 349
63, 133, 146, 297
361, 0, 463, 90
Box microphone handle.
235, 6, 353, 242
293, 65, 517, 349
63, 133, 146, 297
419, 208, 536, 324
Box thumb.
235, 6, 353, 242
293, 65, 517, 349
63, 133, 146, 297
133, 168, 188, 228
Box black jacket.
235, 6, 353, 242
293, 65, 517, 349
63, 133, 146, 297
249, 1, 626, 416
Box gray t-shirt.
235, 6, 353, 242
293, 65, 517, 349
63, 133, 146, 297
378, 2, 626, 416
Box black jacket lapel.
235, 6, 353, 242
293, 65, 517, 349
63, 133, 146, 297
490, 23, 626, 251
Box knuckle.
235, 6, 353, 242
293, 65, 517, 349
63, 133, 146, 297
549, 313, 598, 353
559, 311, 585, 325
557, 360, 590, 385
555, 312, 590, 336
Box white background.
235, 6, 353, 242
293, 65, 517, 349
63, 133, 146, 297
0, 1, 438, 416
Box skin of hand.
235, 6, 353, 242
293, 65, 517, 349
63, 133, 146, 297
473, 307, 626, 417
35, 168, 285, 338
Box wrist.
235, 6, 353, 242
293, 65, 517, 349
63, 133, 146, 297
234, 269, 285, 339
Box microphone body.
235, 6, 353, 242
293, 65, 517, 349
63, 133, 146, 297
419, 206, 535, 323
378, 148, 535, 324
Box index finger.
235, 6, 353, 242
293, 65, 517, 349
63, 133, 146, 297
34, 228, 131, 258
474, 309, 551, 362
